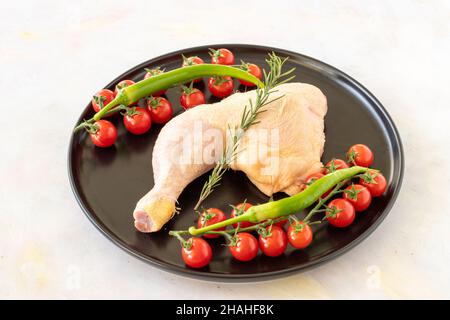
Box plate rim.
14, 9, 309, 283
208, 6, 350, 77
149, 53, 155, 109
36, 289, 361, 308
67, 43, 405, 282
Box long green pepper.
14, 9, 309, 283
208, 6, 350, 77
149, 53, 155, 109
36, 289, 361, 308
74, 64, 264, 132
188, 166, 369, 236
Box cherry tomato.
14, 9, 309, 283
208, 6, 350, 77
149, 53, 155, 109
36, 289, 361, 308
197, 208, 227, 239
228, 232, 259, 262
343, 184, 372, 212
114, 79, 135, 96
207, 76, 234, 98
181, 237, 212, 268
146, 96, 173, 124
182, 55, 204, 83
87, 120, 117, 148
274, 219, 288, 228
180, 87, 206, 109
360, 171, 387, 197
347, 144, 374, 167
182, 55, 204, 67
123, 107, 152, 135
301, 172, 331, 198
287, 221, 313, 249
258, 225, 287, 257
231, 202, 254, 228
306, 172, 324, 184
144, 67, 166, 96
210, 48, 235, 65
92, 89, 115, 113
239, 63, 263, 87
326, 198, 355, 228
324, 158, 349, 173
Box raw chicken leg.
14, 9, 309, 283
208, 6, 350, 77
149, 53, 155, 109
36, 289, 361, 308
133, 83, 327, 232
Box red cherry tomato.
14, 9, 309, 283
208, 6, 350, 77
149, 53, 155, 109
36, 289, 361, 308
114, 79, 135, 96
182, 55, 204, 83
324, 158, 349, 174
239, 63, 263, 87
197, 208, 227, 239
306, 172, 324, 184
87, 120, 117, 148
181, 237, 212, 268
287, 221, 313, 249
301, 172, 331, 198
347, 144, 374, 167
273, 219, 288, 228
92, 89, 115, 113
210, 48, 235, 65
326, 198, 355, 228
228, 232, 259, 262
180, 87, 206, 109
182, 55, 204, 67
208, 76, 234, 98
231, 202, 254, 228
360, 171, 387, 197
144, 67, 166, 96
343, 184, 372, 212
123, 107, 152, 135
258, 225, 287, 257
146, 96, 173, 124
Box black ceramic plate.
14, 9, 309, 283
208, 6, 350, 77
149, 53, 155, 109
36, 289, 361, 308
68, 44, 404, 281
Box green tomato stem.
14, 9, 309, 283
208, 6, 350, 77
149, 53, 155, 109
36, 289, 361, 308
303, 179, 349, 223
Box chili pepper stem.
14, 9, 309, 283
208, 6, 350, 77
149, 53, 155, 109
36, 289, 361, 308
73, 103, 128, 133
188, 213, 249, 236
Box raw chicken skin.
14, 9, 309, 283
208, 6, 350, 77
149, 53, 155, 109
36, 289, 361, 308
133, 83, 327, 232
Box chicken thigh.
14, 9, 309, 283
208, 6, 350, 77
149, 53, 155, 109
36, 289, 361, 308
133, 82, 327, 232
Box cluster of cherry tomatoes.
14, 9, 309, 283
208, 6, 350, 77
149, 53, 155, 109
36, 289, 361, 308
181, 205, 289, 268
300, 144, 387, 228
180, 143, 388, 269
86, 48, 262, 148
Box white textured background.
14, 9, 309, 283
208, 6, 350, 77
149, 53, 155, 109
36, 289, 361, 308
1, 0, 449, 299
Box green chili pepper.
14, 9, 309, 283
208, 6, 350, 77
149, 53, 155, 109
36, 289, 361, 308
74, 64, 264, 133
188, 166, 369, 236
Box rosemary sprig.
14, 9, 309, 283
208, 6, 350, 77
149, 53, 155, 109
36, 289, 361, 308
192, 53, 296, 211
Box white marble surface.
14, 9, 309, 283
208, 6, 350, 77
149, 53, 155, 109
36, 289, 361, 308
1, 0, 449, 299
